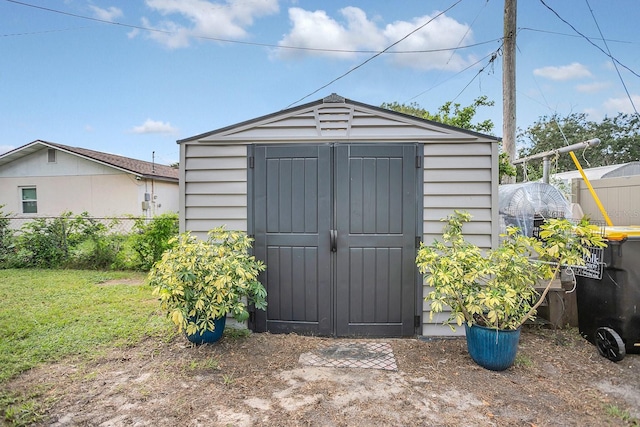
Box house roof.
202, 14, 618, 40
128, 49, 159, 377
552, 162, 640, 182
178, 93, 501, 144
0, 140, 178, 182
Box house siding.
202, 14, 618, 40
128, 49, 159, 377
0, 149, 138, 216
1, 174, 142, 216
421, 142, 498, 337
0, 146, 178, 218
182, 144, 248, 236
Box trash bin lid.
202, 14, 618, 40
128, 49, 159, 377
604, 226, 640, 241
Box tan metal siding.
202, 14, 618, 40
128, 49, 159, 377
420, 142, 497, 336
183, 144, 247, 235
185, 206, 246, 219
185, 157, 246, 169
186, 219, 247, 236
199, 103, 484, 143
185, 169, 246, 182
577, 175, 640, 226
185, 144, 246, 158
421, 324, 466, 337
424, 207, 493, 221
185, 194, 246, 207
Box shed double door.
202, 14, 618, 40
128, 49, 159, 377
253, 144, 418, 337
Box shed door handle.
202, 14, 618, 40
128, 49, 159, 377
330, 230, 337, 252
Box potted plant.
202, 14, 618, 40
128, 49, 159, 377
416, 210, 605, 371
148, 226, 267, 344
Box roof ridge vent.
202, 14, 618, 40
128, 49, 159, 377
323, 93, 345, 103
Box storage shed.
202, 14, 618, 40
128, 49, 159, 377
178, 94, 500, 338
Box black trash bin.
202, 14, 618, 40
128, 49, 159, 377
576, 227, 640, 362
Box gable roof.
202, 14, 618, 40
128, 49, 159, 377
0, 140, 178, 182
179, 93, 501, 144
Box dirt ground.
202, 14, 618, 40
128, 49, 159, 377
6, 325, 640, 427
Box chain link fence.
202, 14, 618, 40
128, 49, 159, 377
8, 216, 176, 235
1, 213, 179, 270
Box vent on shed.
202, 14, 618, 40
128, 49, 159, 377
316, 106, 353, 135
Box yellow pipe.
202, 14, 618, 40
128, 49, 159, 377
569, 151, 613, 226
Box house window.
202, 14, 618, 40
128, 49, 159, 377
21, 187, 37, 214
48, 148, 56, 163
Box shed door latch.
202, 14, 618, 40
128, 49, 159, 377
330, 230, 337, 252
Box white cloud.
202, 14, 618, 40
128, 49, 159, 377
84, 124, 94, 132
127, 28, 140, 39
130, 119, 178, 134
276, 7, 386, 60
89, 5, 123, 22
533, 62, 592, 81
139, 0, 279, 49
576, 81, 611, 93
583, 107, 602, 121
141, 17, 192, 49
0, 145, 15, 155
274, 7, 476, 71
602, 94, 640, 115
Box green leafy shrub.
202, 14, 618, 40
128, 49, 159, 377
65, 214, 123, 270
15, 214, 71, 268
69, 234, 125, 270
12, 212, 125, 269
148, 226, 267, 336
0, 205, 15, 268
128, 213, 179, 271
416, 210, 606, 330
3, 212, 177, 271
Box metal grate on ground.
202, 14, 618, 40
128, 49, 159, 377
299, 341, 398, 371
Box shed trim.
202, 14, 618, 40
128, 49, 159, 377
178, 94, 499, 145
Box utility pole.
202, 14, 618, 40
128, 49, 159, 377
503, 0, 517, 183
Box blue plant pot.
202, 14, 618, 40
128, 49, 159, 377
186, 316, 226, 345
464, 323, 521, 371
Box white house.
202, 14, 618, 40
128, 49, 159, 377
0, 140, 179, 219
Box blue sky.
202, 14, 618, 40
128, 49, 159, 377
2, 0, 638, 165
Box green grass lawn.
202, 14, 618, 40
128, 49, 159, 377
0, 269, 173, 384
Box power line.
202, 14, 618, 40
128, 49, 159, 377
3, 0, 496, 55
584, 0, 638, 115
539, 0, 640, 79
406, 48, 500, 102
4, 0, 157, 31
1, 26, 91, 37
409, 0, 492, 103
284, 0, 464, 108
442, 0, 489, 68
518, 27, 637, 46
451, 50, 499, 102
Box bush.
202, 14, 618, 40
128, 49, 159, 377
128, 213, 179, 271
68, 227, 126, 270
148, 226, 267, 335
1, 212, 179, 271
15, 214, 71, 268
0, 205, 15, 268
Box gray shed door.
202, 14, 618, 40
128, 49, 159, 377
253, 144, 418, 337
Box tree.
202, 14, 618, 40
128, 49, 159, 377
381, 95, 495, 134
516, 112, 640, 181
381, 96, 516, 182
